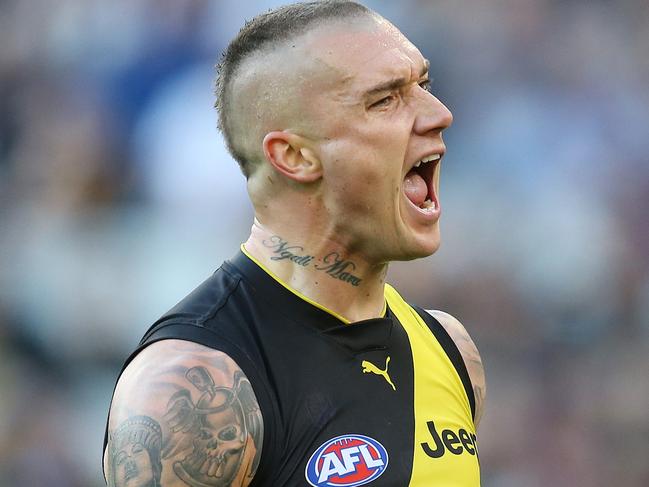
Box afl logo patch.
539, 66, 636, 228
305, 434, 389, 487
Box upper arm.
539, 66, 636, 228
426, 310, 486, 429
104, 339, 263, 487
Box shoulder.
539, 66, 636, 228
425, 310, 487, 429
105, 339, 263, 487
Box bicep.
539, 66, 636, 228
427, 310, 486, 429
105, 339, 263, 487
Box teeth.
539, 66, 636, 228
414, 153, 441, 168
421, 199, 437, 210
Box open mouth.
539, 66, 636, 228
403, 153, 441, 213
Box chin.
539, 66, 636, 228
409, 237, 441, 260
391, 227, 441, 262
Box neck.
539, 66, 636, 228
243, 220, 388, 323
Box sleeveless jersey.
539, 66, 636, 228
104, 249, 480, 486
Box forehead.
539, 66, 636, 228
302, 18, 426, 94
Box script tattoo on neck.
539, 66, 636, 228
262, 235, 363, 287
314, 252, 362, 287
262, 235, 314, 266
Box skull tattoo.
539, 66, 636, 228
163, 366, 260, 486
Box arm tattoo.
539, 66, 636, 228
473, 383, 486, 426
107, 415, 163, 487
106, 344, 263, 486
262, 235, 363, 287
164, 367, 261, 485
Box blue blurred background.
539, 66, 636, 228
1, 0, 648, 485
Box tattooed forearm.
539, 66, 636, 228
262, 235, 363, 286
106, 341, 263, 487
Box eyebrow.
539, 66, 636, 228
363, 59, 430, 98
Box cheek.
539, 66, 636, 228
327, 155, 390, 207
319, 119, 409, 210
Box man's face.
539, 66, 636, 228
297, 18, 453, 262
113, 442, 155, 487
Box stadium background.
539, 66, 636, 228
1, 0, 648, 485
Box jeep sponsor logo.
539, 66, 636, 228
420, 421, 478, 459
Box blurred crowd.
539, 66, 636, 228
1, 0, 648, 485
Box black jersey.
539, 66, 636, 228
105, 249, 480, 486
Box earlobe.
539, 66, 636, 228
263, 131, 322, 183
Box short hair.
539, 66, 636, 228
215, 0, 373, 177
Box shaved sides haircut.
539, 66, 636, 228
215, 0, 372, 177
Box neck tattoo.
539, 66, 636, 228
261, 235, 363, 287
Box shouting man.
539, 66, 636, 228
104, 1, 486, 486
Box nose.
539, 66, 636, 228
413, 94, 453, 135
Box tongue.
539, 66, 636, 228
403, 169, 427, 207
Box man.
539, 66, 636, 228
104, 1, 486, 486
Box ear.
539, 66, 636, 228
262, 131, 322, 183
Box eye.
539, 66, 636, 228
419, 79, 432, 92
369, 94, 397, 109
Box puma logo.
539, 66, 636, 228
361, 356, 396, 391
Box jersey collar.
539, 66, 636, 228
225, 249, 395, 354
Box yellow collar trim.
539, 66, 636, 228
240, 244, 387, 324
